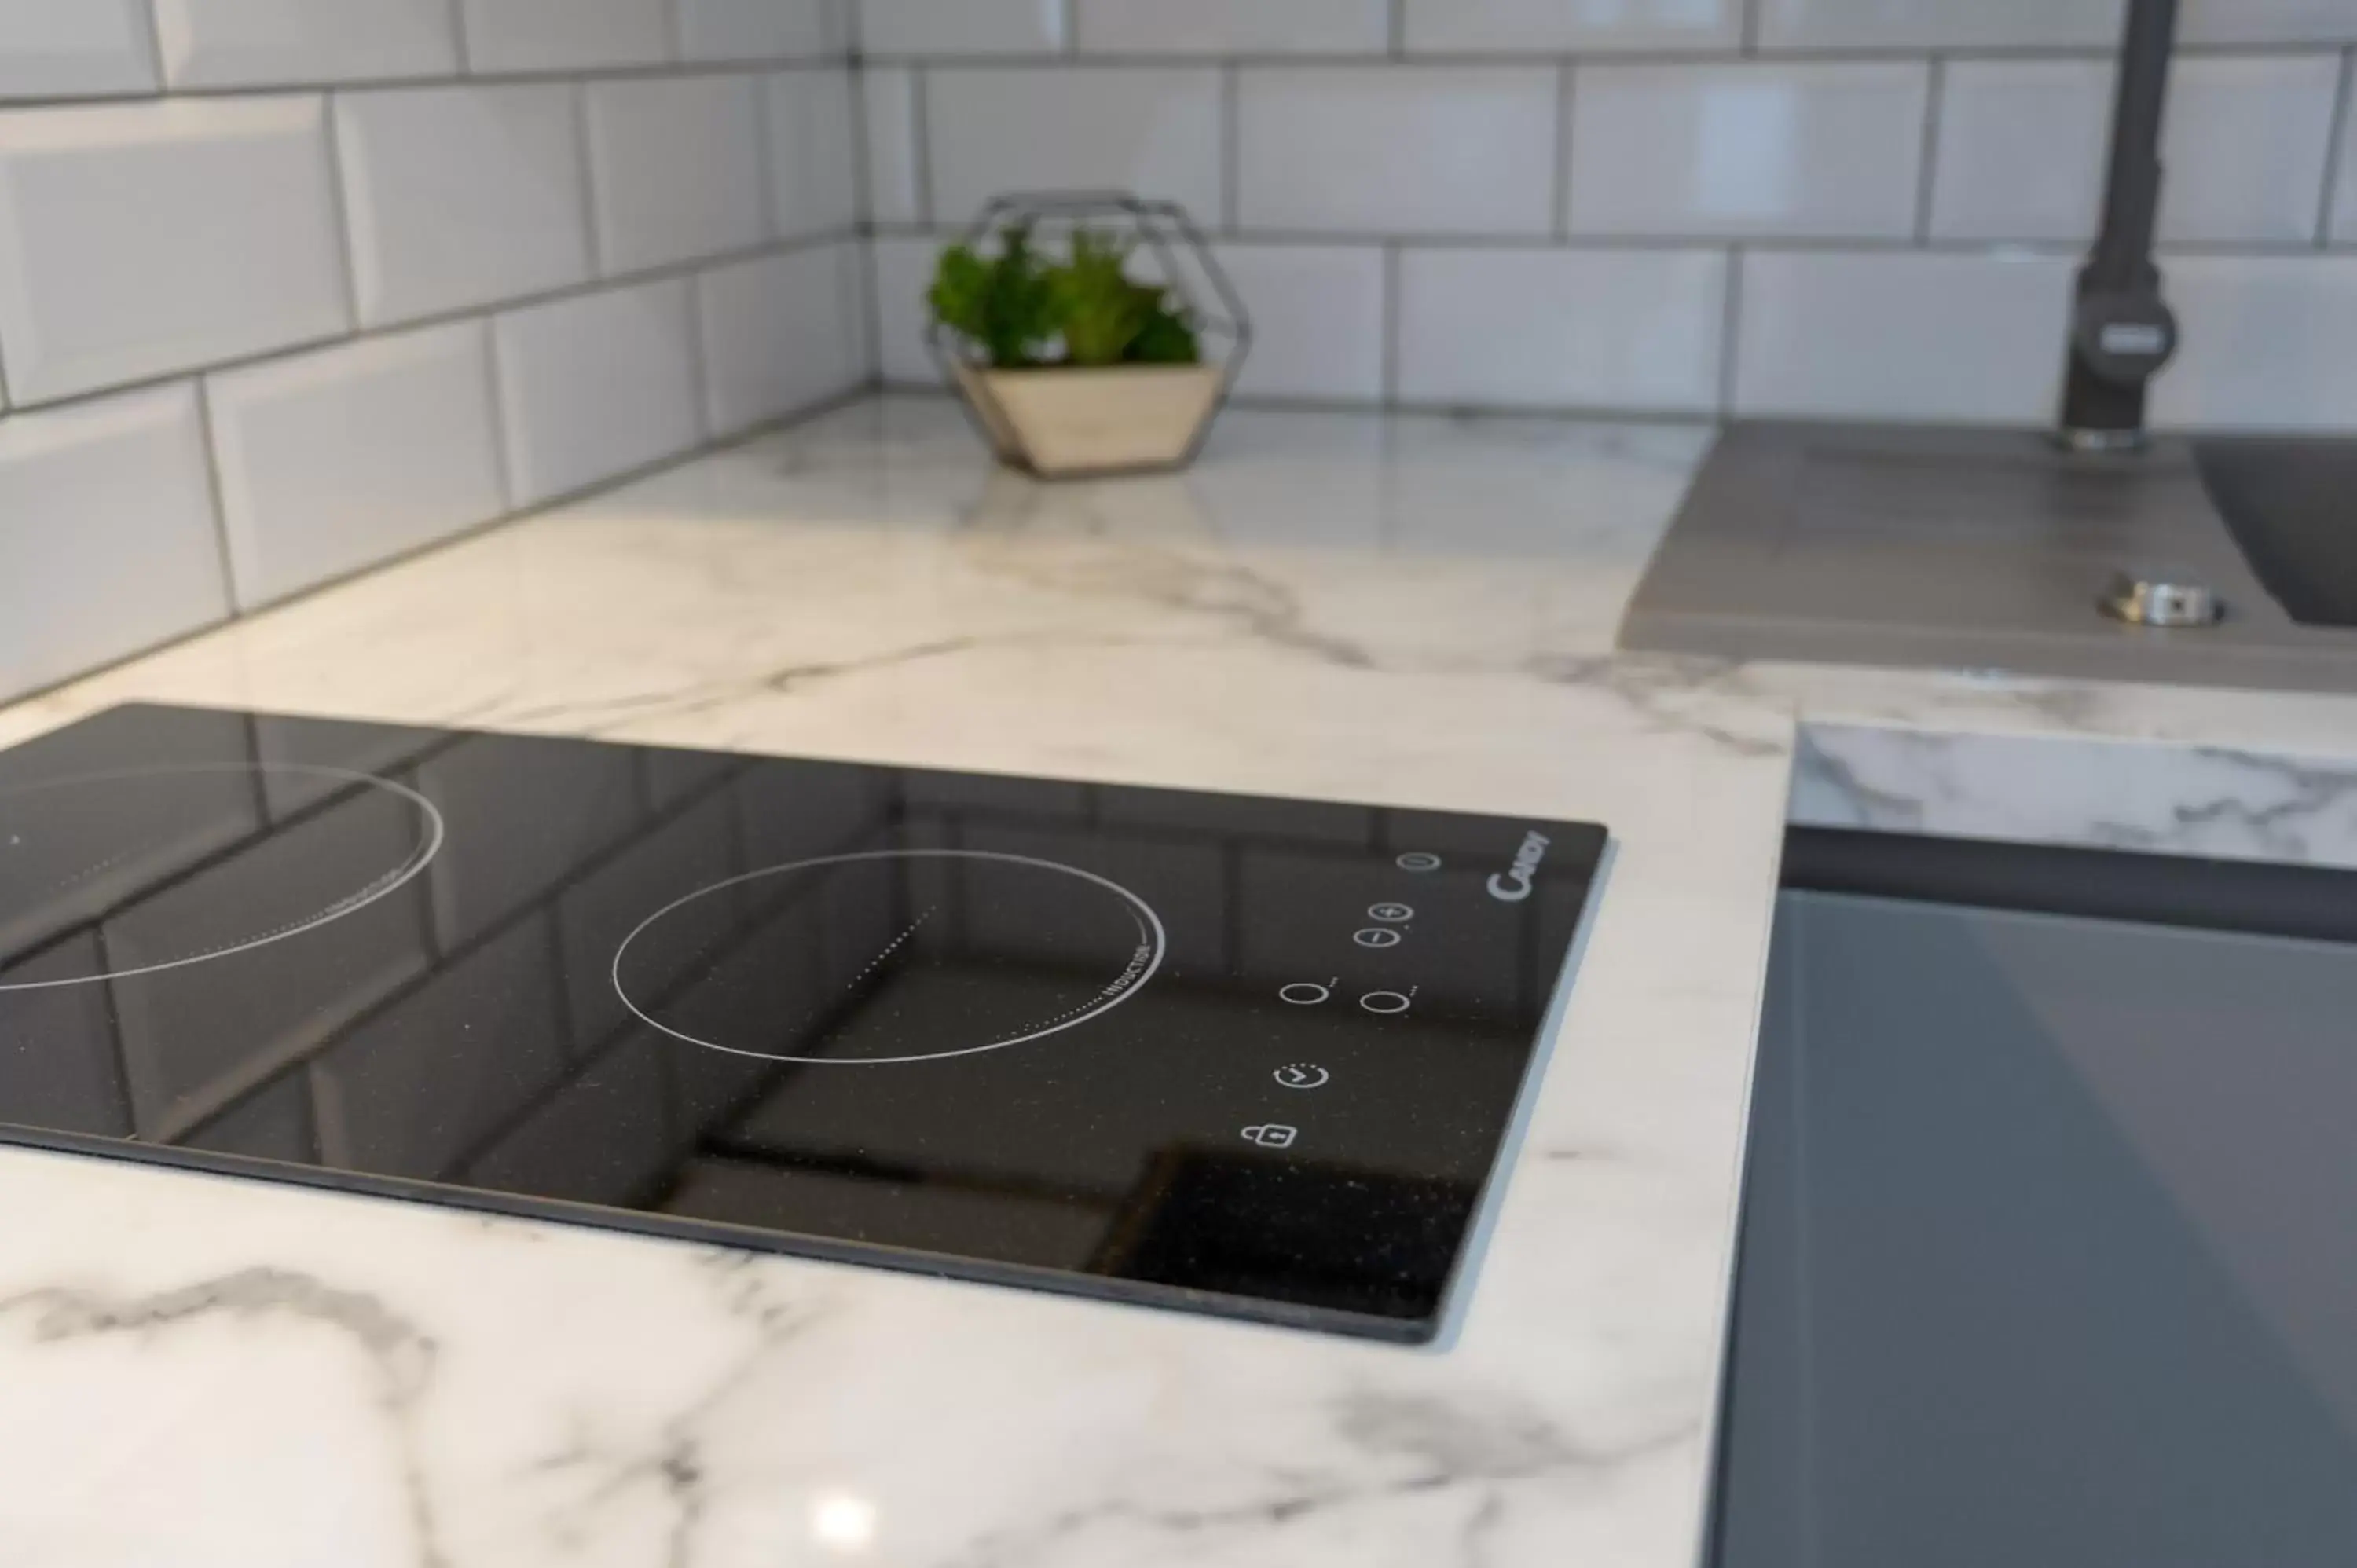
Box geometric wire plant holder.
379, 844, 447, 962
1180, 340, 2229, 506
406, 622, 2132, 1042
924, 191, 1253, 479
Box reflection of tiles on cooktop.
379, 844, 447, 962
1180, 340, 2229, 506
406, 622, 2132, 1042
0, 703, 1611, 1343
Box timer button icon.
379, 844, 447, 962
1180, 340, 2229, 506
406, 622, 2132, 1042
1274, 1063, 1330, 1090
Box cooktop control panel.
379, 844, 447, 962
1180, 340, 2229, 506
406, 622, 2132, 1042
0, 704, 1608, 1341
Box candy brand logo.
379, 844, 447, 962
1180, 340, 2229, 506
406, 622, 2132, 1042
1486, 832, 1552, 903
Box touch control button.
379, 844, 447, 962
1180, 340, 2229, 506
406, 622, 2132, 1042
1242, 1123, 1298, 1149
1368, 903, 1413, 923
1354, 928, 1402, 949
1397, 852, 1442, 873
1360, 991, 1413, 1016
1274, 1063, 1329, 1090
1279, 981, 1331, 1006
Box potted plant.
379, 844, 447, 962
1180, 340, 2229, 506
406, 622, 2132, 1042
926, 193, 1250, 479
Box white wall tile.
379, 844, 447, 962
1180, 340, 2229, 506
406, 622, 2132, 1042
1734, 249, 2076, 423
1758, 0, 2123, 49
927, 67, 1222, 226
1239, 67, 1557, 236
2153, 256, 2357, 430
0, 0, 156, 98
863, 65, 920, 224
1929, 59, 2111, 242
679, 0, 835, 60
0, 99, 350, 405
1934, 55, 2344, 245
335, 84, 589, 327
460, 0, 671, 73
697, 242, 865, 434
205, 321, 506, 608
1399, 247, 1725, 412
767, 69, 858, 238
1407, 0, 1742, 53
153, 0, 458, 89
494, 277, 701, 506
2160, 54, 2341, 244
586, 75, 768, 274
2180, 0, 2357, 42
0, 383, 229, 701
1078, 0, 1390, 54
1215, 244, 1384, 401
1569, 62, 1926, 240
870, 233, 943, 383
863, 0, 1063, 55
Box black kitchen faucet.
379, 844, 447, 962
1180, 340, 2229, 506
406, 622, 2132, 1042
2059, 0, 2182, 449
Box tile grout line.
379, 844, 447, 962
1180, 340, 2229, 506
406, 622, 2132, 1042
2317, 46, 2355, 247
137, 0, 170, 86
1741, 0, 1761, 55
1914, 54, 1945, 243
570, 81, 606, 277
1553, 61, 1574, 242
1221, 64, 1241, 236
1390, 0, 1407, 57
845, 49, 885, 384
480, 317, 519, 512
187, 376, 247, 615
317, 91, 368, 330
1380, 242, 1402, 405
1717, 244, 1744, 418
447, 0, 471, 74
911, 67, 935, 226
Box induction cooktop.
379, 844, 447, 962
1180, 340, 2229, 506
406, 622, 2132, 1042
0, 704, 1608, 1342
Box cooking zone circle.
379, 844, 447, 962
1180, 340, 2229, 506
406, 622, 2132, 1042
0, 763, 445, 991
612, 849, 1168, 1064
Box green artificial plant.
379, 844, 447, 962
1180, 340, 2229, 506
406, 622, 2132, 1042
930, 225, 1201, 370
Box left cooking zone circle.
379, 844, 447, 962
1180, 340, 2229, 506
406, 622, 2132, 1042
0, 764, 444, 991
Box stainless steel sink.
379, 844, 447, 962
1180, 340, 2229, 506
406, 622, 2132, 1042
1621, 423, 2357, 693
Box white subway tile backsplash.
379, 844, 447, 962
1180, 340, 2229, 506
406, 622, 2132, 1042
494, 277, 702, 506
459, 0, 671, 74
2181, 0, 2357, 43
0, 98, 350, 405
1078, 0, 1390, 54
205, 321, 506, 608
1930, 60, 2110, 243
926, 67, 1222, 226
1215, 244, 1385, 401
2160, 54, 2341, 244
335, 84, 590, 327
1758, 0, 2123, 49
863, 0, 1063, 56
1407, 0, 1743, 53
0, 384, 229, 701
586, 75, 768, 274
862, 66, 921, 224
1934, 55, 2345, 245
1734, 250, 2076, 423
2153, 256, 2357, 430
768, 69, 859, 239
870, 233, 944, 383
0, 1, 156, 98
1239, 67, 1557, 236
1398, 247, 1726, 412
1568, 62, 1927, 240
697, 242, 866, 434
679, 0, 836, 61
153, 0, 458, 89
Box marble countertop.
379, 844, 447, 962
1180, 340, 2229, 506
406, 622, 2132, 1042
4, 398, 2355, 1568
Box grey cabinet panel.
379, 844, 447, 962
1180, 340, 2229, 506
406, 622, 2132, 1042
1718, 889, 2357, 1568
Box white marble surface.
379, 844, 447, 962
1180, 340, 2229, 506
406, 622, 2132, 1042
2, 397, 2355, 1568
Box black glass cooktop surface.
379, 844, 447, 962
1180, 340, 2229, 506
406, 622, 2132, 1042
0, 704, 1607, 1342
